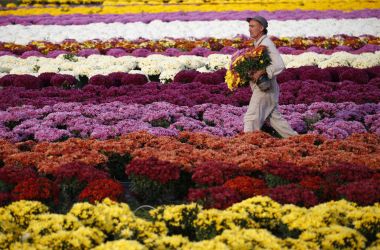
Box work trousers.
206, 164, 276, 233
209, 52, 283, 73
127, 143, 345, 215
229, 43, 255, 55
243, 80, 298, 138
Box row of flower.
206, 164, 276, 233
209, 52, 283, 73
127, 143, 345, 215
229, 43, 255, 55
2, 0, 376, 15
1, 10, 380, 25
2, 19, 379, 44
0, 68, 379, 108
1, 53, 379, 80
1, 65, 378, 86
16, 0, 346, 6
19, 0, 103, 5
0, 196, 379, 249
0, 101, 379, 141
14, 0, 369, 6
1, 131, 379, 175
2, 149, 379, 204
0, 154, 379, 211
1, 37, 379, 57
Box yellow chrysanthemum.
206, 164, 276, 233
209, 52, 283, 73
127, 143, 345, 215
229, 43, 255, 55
215, 228, 283, 250
227, 196, 282, 229
300, 225, 367, 249
1, 1, 379, 16
92, 239, 147, 250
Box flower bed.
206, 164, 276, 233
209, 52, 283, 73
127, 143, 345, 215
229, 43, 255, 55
1, 0, 378, 16
0, 197, 379, 249
0, 53, 379, 81
1, 9, 380, 25
1, 131, 379, 172
1, 19, 379, 44
0, 66, 379, 109
0, 101, 379, 141
0, 35, 378, 55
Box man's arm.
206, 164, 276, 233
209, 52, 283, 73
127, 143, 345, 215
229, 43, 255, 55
265, 41, 285, 79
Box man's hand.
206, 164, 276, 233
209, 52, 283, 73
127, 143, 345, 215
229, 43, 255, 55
250, 69, 267, 82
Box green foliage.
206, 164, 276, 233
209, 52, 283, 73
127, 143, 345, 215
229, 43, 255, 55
63, 53, 78, 62
150, 118, 172, 128
265, 174, 291, 188
102, 152, 132, 181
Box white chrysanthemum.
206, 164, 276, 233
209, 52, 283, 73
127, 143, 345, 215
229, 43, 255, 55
0, 55, 19, 63
207, 54, 231, 70
138, 58, 155, 69
134, 57, 145, 66
59, 71, 75, 76
138, 57, 165, 74
5, 58, 26, 67
34, 57, 50, 64
159, 69, 181, 84
9, 65, 34, 74
88, 70, 110, 78
286, 52, 329, 68
106, 65, 130, 73
0, 65, 11, 73
178, 55, 207, 70
88, 62, 111, 71
55, 54, 67, 60
87, 54, 114, 61
87, 56, 117, 68
38, 64, 60, 73
351, 53, 380, 68
115, 58, 137, 71
284, 59, 307, 68
318, 59, 350, 68
128, 70, 145, 75
1, 19, 379, 44
0, 57, 23, 71
161, 59, 185, 71
1, 61, 16, 69
146, 54, 168, 61
197, 66, 213, 73
141, 64, 162, 75
73, 66, 93, 77
318, 52, 356, 68
0, 56, 19, 72
117, 55, 135, 61
54, 60, 75, 71
24, 56, 42, 64
331, 51, 357, 61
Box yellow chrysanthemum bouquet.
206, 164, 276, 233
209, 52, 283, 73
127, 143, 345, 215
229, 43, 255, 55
225, 45, 271, 91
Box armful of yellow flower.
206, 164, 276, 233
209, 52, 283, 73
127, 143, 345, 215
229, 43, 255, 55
225, 45, 271, 91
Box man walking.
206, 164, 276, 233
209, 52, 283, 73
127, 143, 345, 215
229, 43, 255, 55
243, 16, 298, 138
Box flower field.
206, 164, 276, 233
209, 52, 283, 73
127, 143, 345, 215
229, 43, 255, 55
0, 0, 380, 249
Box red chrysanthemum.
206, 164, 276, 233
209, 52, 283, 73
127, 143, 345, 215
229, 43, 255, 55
126, 157, 181, 184
78, 179, 124, 203
187, 186, 242, 209
0, 166, 38, 185
223, 176, 268, 198
11, 177, 59, 204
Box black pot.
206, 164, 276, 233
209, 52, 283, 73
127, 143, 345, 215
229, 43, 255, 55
256, 74, 272, 91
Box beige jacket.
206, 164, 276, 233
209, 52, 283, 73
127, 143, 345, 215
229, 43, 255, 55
250, 35, 285, 102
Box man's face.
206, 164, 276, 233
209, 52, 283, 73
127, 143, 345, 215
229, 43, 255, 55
248, 20, 264, 39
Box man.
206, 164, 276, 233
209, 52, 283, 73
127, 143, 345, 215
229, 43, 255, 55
243, 15, 298, 138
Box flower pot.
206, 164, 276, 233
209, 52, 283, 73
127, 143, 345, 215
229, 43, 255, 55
256, 74, 272, 91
